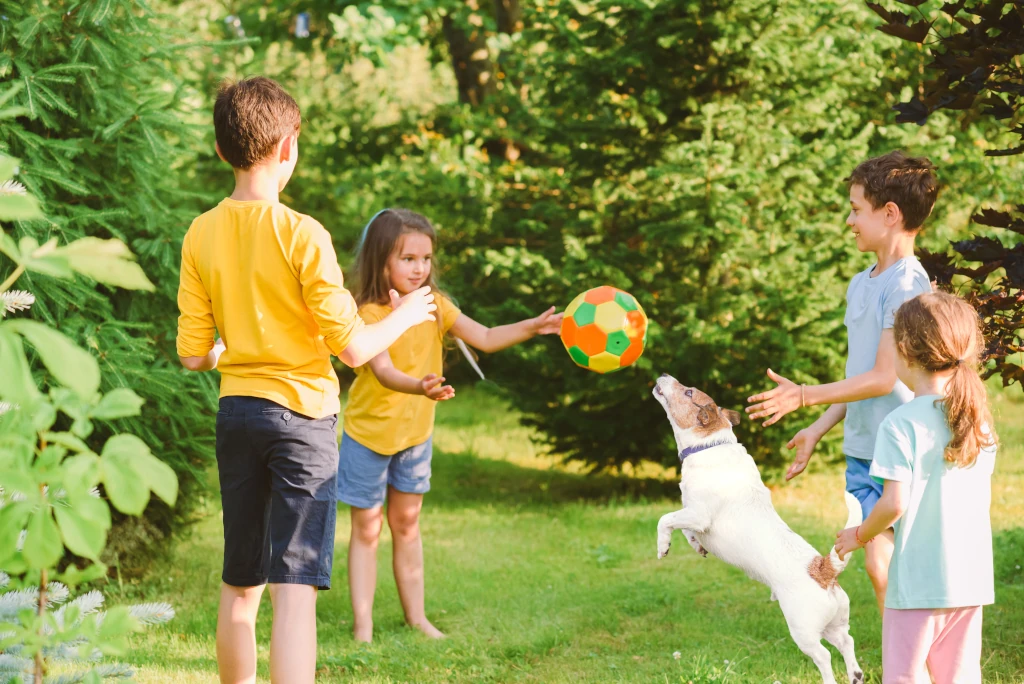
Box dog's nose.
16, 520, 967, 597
659, 373, 668, 379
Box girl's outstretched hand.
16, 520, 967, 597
421, 373, 455, 401
531, 306, 564, 335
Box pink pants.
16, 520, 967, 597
882, 606, 983, 684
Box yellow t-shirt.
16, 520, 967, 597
176, 198, 364, 419
343, 294, 461, 455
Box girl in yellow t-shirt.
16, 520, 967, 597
339, 208, 562, 642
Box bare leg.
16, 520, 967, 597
268, 583, 318, 683
349, 506, 384, 642
387, 487, 444, 638
216, 583, 265, 684
864, 529, 895, 615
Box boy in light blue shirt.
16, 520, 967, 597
746, 151, 937, 613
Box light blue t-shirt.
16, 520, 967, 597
870, 396, 996, 610
843, 257, 931, 460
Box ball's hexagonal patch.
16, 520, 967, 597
613, 291, 639, 312
564, 292, 588, 319
593, 300, 627, 334
625, 309, 648, 340
568, 345, 590, 367
604, 329, 631, 356
584, 285, 618, 305
560, 316, 579, 349
575, 323, 607, 356
572, 301, 597, 327
588, 351, 621, 374
619, 337, 644, 368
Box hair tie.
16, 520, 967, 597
356, 208, 390, 252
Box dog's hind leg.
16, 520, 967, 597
823, 591, 863, 684
789, 631, 838, 684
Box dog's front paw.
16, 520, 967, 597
657, 530, 672, 559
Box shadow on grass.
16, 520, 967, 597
427, 447, 680, 509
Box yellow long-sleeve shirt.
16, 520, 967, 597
176, 198, 363, 419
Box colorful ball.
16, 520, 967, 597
560, 286, 648, 374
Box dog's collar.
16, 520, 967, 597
678, 439, 733, 464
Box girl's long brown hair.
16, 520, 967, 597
892, 291, 996, 467
352, 208, 441, 307
351, 208, 451, 341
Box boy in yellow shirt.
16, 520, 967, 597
175, 77, 436, 684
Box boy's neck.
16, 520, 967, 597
872, 230, 917, 276
229, 167, 280, 203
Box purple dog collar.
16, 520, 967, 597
678, 439, 733, 464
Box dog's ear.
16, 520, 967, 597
696, 406, 712, 427
721, 408, 742, 426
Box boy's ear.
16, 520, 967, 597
214, 142, 227, 164
721, 408, 741, 426
279, 134, 297, 163
884, 200, 903, 228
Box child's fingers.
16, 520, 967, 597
746, 388, 777, 404
786, 438, 796, 450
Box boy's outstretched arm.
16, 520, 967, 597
365, 350, 454, 401
449, 307, 562, 354
746, 329, 898, 427
336, 288, 436, 367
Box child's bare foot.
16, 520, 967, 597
409, 619, 445, 639
353, 622, 373, 643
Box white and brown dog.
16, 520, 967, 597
653, 374, 864, 684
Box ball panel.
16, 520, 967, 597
576, 323, 607, 356
568, 345, 590, 367
593, 300, 627, 334
584, 285, 617, 305
625, 309, 647, 340
588, 351, 621, 374
560, 317, 579, 349
564, 291, 588, 319
613, 291, 639, 312
604, 329, 630, 356
618, 337, 644, 367
572, 301, 597, 327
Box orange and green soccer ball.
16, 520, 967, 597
560, 286, 648, 374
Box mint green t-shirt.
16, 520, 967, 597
870, 396, 996, 610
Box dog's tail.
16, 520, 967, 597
828, 492, 863, 575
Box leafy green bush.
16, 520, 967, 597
0, 163, 177, 681
0, 0, 219, 573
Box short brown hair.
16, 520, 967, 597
214, 77, 301, 170
845, 151, 938, 230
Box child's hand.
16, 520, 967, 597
391, 287, 437, 326
420, 373, 455, 401
785, 427, 820, 481
746, 368, 802, 427
529, 306, 563, 335
834, 526, 864, 560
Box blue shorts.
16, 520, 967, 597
845, 455, 883, 520
337, 432, 433, 509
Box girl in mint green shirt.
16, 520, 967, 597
835, 291, 997, 684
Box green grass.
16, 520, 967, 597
117, 386, 1024, 683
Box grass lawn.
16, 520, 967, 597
119, 385, 1024, 683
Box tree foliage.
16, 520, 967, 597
869, 0, 1024, 388
169, 0, 1024, 470
0, 0, 219, 573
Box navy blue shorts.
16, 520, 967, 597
216, 396, 339, 590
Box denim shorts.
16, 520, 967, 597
845, 455, 883, 520
336, 432, 432, 509
215, 396, 339, 590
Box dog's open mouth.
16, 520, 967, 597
653, 384, 663, 397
